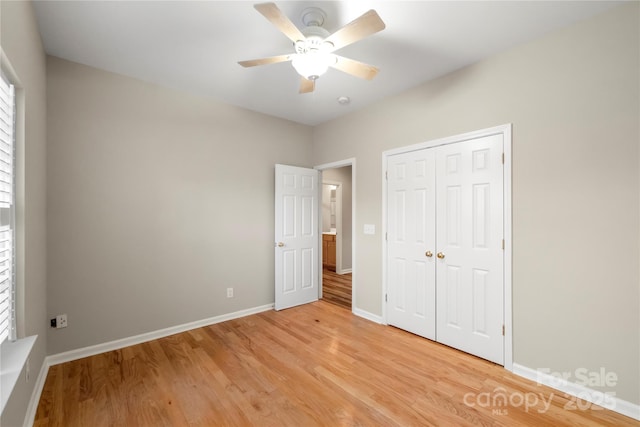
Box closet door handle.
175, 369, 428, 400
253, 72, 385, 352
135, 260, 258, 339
437, 252, 445, 259
425, 251, 433, 258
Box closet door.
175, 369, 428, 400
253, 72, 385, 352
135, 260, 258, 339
435, 134, 504, 364
386, 149, 436, 339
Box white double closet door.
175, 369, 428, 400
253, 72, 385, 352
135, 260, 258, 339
386, 134, 504, 365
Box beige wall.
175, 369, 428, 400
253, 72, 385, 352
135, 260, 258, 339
312, 4, 639, 404
46, 57, 313, 354
0, 1, 48, 425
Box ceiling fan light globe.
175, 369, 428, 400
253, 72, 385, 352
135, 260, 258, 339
291, 52, 331, 80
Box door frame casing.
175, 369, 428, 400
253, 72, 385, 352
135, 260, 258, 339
315, 158, 356, 313
381, 124, 513, 371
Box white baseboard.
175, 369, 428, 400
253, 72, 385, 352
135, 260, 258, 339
337, 268, 352, 275
23, 358, 49, 427
353, 307, 383, 324
513, 363, 640, 421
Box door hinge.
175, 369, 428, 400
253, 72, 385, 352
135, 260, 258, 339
502, 153, 505, 164
385, 170, 388, 180
502, 325, 505, 336
385, 232, 388, 241
385, 294, 388, 302
502, 239, 505, 250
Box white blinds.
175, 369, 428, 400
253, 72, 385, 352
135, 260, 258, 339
0, 227, 12, 343
0, 76, 13, 208
0, 74, 14, 344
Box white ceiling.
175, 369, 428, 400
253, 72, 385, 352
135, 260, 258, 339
33, 1, 621, 126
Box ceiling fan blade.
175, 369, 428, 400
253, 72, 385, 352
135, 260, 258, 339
324, 10, 385, 52
299, 77, 315, 94
238, 54, 292, 68
331, 55, 379, 80
254, 2, 306, 43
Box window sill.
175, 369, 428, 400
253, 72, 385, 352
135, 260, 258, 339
0, 335, 37, 414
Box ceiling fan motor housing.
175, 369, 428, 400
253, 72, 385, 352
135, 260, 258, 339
295, 25, 332, 54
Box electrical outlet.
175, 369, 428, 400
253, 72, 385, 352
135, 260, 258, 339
226, 288, 234, 298
56, 314, 68, 328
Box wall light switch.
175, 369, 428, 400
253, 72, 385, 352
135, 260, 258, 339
364, 224, 376, 235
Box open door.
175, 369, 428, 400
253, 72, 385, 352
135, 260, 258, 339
275, 164, 319, 310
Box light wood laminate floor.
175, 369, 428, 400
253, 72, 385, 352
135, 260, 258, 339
35, 301, 637, 426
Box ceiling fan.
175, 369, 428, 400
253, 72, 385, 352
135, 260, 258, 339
238, 2, 385, 94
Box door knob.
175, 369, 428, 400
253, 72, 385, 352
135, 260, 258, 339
425, 251, 433, 258
277, 242, 285, 247
437, 252, 445, 259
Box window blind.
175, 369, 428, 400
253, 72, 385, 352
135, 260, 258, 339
0, 74, 15, 344
0, 226, 12, 343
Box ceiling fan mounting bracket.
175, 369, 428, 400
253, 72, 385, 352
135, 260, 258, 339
297, 6, 331, 52
301, 7, 326, 28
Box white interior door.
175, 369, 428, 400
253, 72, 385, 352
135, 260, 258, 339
387, 149, 436, 339
275, 164, 319, 310
435, 135, 504, 364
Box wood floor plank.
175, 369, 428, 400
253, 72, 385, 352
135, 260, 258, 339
35, 301, 638, 426
322, 268, 352, 309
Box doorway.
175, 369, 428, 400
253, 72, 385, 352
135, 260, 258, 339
316, 160, 355, 310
